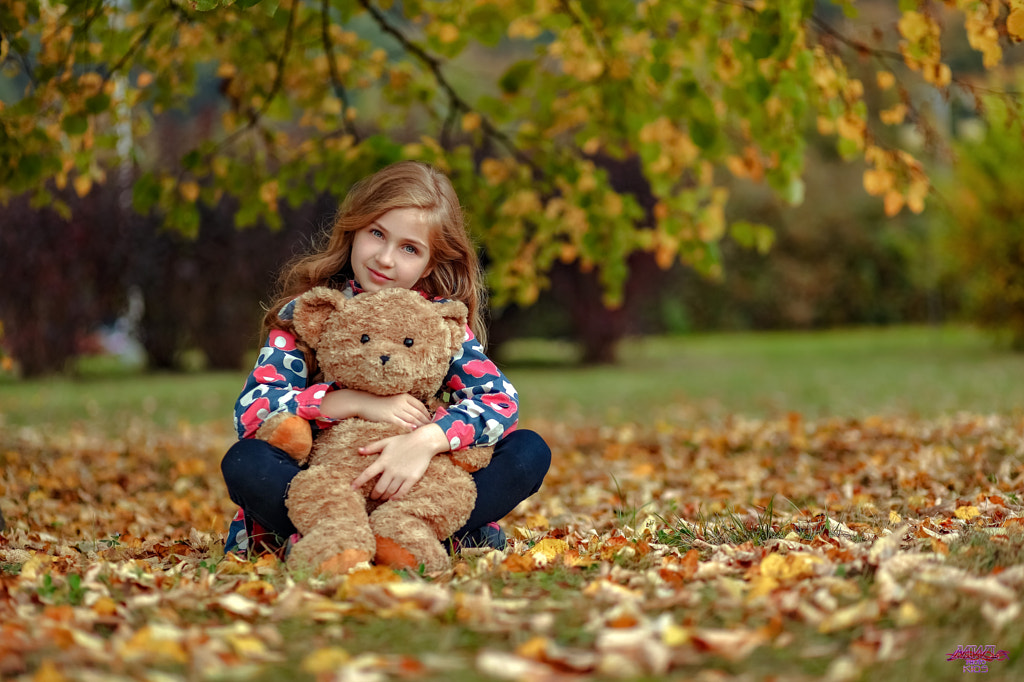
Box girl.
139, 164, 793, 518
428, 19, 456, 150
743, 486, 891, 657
221, 160, 551, 560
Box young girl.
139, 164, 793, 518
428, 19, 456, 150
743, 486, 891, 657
221, 160, 551, 560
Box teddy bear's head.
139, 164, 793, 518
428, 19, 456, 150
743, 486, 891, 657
292, 286, 468, 401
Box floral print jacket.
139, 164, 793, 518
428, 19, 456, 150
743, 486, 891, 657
232, 284, 518, 451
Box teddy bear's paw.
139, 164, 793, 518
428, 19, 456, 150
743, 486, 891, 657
318, 549, 373, 575
373, 536, 419, 570
374, 535, 449, 572
257, 414, 313, 462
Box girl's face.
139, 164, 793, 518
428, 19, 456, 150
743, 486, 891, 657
350, 207, 434, 293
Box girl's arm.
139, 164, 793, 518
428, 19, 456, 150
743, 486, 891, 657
349, 326, 517, 501
233, 319, 334, 439
432, 325, 519, 450
234, 299, 431, 439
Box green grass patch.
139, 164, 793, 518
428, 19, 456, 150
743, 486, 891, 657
500, 325, 1024, 423
2, 325, 1023, 433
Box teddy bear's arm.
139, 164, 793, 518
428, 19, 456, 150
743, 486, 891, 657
449, 445, 494, 473
255, 413, 313, 463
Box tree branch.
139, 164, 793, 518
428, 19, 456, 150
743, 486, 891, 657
216, 0, 298, 152
357, 0, 540, 173
320, 0, 360, 141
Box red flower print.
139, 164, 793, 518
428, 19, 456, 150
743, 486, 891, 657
268, 329, 297, 352
253, 364, 285, 384
240, 397, 271, 437
462, 358, 499, 378
481, 393, 517, 417
446, 375, 467, 392
444, 421, 476, 450
295, 385, 329, 420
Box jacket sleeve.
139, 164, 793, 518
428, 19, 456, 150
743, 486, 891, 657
432, 325, 519, 451
233, 300, 335, 439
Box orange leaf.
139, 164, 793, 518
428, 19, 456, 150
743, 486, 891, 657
502, 554, 537, 573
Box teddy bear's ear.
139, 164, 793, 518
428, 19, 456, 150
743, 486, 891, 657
293, 286, 346, 349
435, 299, 469, 354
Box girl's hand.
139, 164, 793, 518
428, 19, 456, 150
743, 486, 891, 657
352, 423, 450, 500
320, 388, 430, 430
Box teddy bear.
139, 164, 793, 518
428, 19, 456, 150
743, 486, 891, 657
255, 286, 494, 574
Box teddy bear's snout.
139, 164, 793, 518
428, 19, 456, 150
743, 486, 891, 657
379, 355, 390, 365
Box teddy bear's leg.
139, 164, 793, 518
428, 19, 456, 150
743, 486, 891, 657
369, 462, 477, 572
255, 413, 313, 462
285, 467, 375, 573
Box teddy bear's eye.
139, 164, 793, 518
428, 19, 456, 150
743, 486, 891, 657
360, 334, 370, 344
404, 338, 414, 348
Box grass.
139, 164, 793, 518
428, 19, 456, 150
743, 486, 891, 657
2, 324, 1023, 432
500, 324, 1024, 423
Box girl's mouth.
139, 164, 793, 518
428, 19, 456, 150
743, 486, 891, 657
367, 267, 391, 283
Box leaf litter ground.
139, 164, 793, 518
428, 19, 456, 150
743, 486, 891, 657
2, 412, 1023, 681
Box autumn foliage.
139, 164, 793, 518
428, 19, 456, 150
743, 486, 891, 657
4, 0, 1024, 308
2, 411, 1023, 679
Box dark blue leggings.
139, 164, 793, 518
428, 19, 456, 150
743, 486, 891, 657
221, 429, 551, 540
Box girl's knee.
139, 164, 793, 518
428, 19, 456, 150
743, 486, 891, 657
513, 429, 552, 473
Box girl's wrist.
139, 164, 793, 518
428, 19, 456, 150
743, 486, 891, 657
319, 387, 363, 420
413, 423, 450, 455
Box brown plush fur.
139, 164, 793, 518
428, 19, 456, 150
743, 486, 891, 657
265, 287, 493, 574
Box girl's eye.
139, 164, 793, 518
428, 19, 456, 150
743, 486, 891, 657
403, 245, 418, 255
404, 338, 414, 347
370, 228, 383, 238
360, 334, 370, 344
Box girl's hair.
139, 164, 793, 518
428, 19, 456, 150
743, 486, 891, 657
264, 161, 487, 352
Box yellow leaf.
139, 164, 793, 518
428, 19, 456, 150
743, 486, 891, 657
73, 175, 92, 198
302, 647, 351, 674
32, 660, 66, 682
898, 11, 931, 44
179, 180, 200, 203
760, 552, 824, 581
747, 575, 779, 599
862, 168, 893, 197
235, 579, 277, 601
955, 505, 981, 520
662, 623, 691, 647
896, 601, 922, 626
1008, 9, 1024, 42
876, 71, 895, 90
20, 553, 54, 581
889, 510, 902, 525
91, 596, 120, 618
122, 626, 188, 664
337, 564, 401, 599
461, 111, 482, 133
228, 633, 269, 658
515, 635, 550, 660
529, 538, 569, 561
883, 190, 904, 217
437, 23, 459, 44
259, 180, 279, 209
880, 103, 907, 126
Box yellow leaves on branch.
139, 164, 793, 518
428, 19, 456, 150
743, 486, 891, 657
1009, 8, 1024, 42
638, 117, 699, 176
898, 10, 950, 87
963, 1, 1002, 68
862, 146, 928, 216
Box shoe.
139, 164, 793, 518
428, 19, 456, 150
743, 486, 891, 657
223, 508, 297, 560
451, 522, 507, 552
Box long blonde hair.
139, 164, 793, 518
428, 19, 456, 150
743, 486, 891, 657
264, 161, 487, 353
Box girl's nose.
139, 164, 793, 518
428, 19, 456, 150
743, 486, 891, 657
377, 245, 396, 266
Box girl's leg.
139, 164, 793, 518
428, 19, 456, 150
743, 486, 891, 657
221, 438, 302, 542
452, 429, 551, 543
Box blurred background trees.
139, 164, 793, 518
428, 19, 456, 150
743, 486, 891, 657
1, 0, 1023, 375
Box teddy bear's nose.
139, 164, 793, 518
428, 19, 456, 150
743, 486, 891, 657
379, 355, 390, 365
